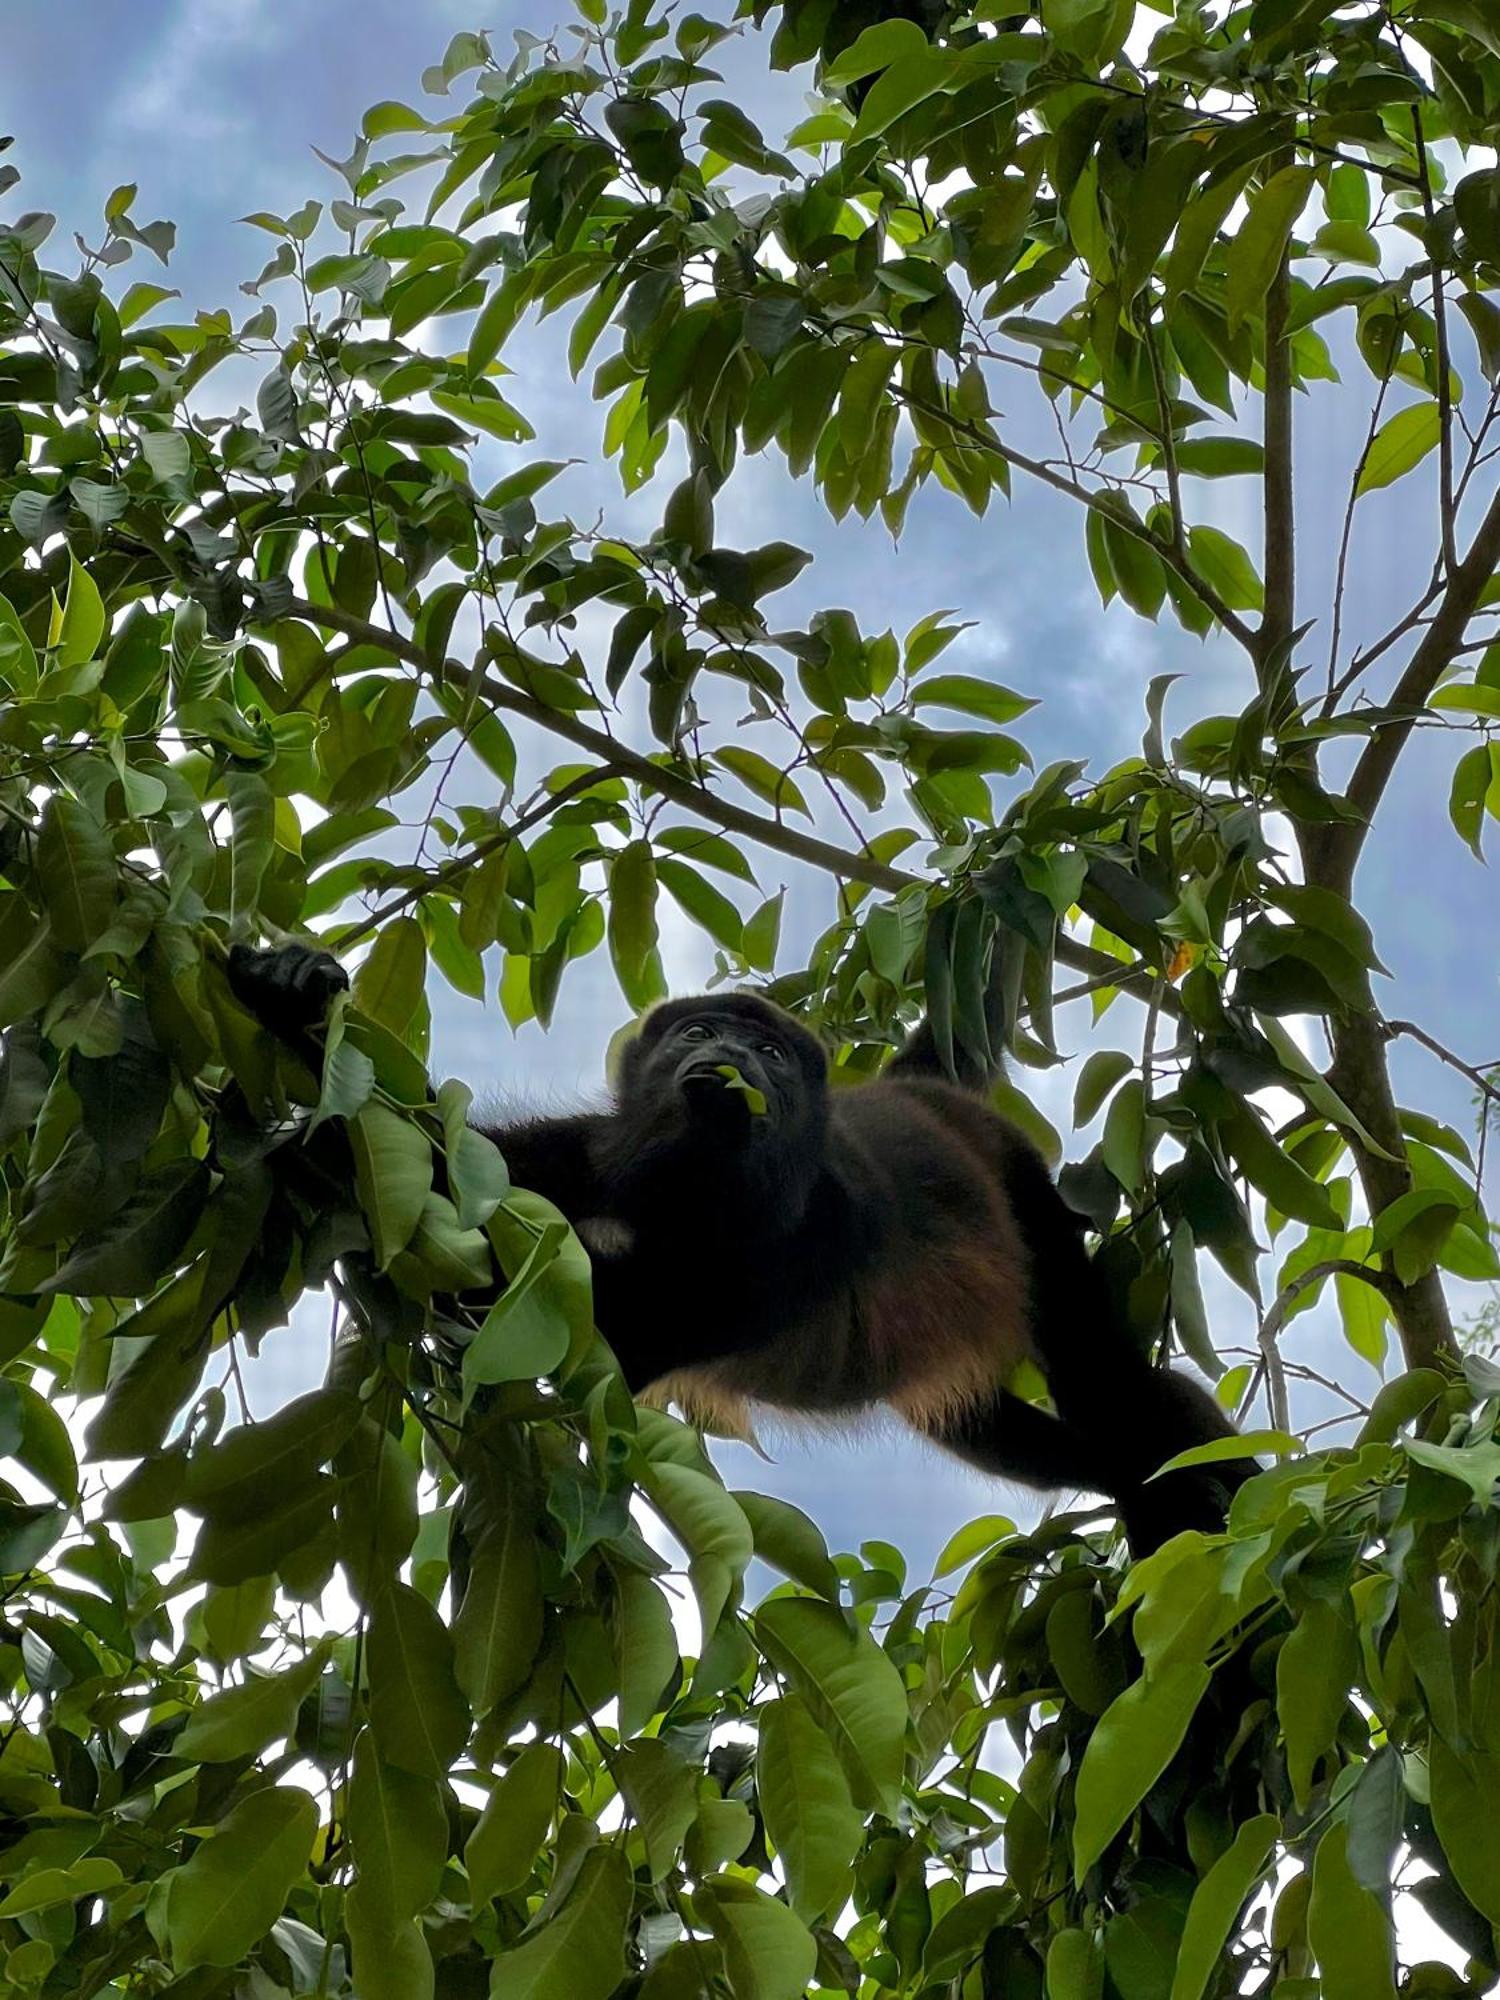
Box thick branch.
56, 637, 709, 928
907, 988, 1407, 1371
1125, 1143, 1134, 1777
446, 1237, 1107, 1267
1323, 1003, 1458, 1370
1312, 486, 1500, 897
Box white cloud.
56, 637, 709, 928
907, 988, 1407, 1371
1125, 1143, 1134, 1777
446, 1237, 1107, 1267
110, 0, 285, 145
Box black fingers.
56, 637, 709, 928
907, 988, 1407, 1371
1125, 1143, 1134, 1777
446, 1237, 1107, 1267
226, 942, 349, 1037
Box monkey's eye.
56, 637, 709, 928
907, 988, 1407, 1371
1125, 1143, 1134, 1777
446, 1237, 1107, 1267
760, 1043, 785, 1062
680, 1022, 713, 1041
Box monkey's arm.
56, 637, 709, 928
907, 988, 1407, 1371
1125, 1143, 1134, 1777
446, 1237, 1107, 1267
473, 1111, 614, 1226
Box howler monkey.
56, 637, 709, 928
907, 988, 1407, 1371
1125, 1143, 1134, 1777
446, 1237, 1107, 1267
230, 943, 1253, 1554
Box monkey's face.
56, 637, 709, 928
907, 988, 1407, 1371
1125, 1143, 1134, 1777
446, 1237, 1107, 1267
621, 995, 827, 1150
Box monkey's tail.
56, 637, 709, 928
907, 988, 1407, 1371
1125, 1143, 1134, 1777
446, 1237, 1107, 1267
1000, 1144, 1257, 1552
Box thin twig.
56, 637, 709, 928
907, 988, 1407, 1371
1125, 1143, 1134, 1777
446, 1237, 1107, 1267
334, 765, 620, 949
1257, 1260, 1398, 1430
1384, 1018, 1500, 1106
1411, 105, 1458, 575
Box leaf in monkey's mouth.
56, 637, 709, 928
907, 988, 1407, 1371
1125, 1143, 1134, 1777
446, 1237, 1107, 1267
712, 1063, 768, 1116
676, 1059, 768, 1121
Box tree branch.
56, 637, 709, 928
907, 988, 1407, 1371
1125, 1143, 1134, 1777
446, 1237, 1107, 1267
335, 765, 619, 949
282, 596, 923, 897
1258, 1260, 1398, 1431
1412, 104, 1459, 577
1312, 484, 1500, 898
1260, 194, 1295, 679
279, 598, 1191, 1015
1384, 1018, 1500, 1109
892, 389, 1260, 653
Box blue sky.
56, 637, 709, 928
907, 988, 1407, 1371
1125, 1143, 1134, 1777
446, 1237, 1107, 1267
7, 3, 1497, 1575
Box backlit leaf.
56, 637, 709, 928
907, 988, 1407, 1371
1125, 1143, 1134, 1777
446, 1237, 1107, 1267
164, 1786, 317, 1972
758, 1693, 864, 1923
1073, 1664, 1211, 1878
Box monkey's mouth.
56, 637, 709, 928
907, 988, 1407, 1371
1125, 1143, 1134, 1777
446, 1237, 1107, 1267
676, 1060, 767, 1129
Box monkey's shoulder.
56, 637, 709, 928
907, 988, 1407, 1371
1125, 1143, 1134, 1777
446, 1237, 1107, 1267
830, 1071, 1047, 1181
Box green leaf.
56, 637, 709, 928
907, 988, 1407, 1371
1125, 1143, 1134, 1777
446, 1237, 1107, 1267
36, 795, 116, 953
1220, 1102, 1343, 1230
177, 1650, 325, 1763
645, 1463, 753, 1637
0, 911, 65, 1029
430, 386, 533, 443
1186, 525, 1264, 612
932, 1513, 1017, 1577
0, 1858, 123, 1917
613, 1568, 679, 1736
452, 1431, 544, 1716
1356, 400, 1442, 495
608, 839, 659, 988
351, 1102, 433, 1270
733, 1489, 841, 1598
852, 46, 957, 143
716, 746, 810, 817
313, 1031, 376, 1130
1308, 1822, 1398, 2000
656, 857, 744, 953
56, 553, 106, 668
44, 1159, 210, 1296
1073, 1663, 1211, 1878
700, 1880, 819, 2000
1047, 1927, 1107, 2000
226, 770, 275, 928
345, 1903, 434, 2000
1404, 1436, 1500, 1506
1458, 292, 1500, 383
0, 589, 39, 690
465, 1222, 571, 1388
187, 1388, 359, 1521
742, 888, 785, 972
1225, 166, 1314, 332
439, 1083, 511, 1230
191, 1477, 340, 1587
1430, 1731, 1500, 1925
1277, 1601, 1357, 1810
1171, 436, 1266, 477
348, 1726, 446, 1922
466, 1741, 562, 1906
368, 1581, 470, 1778
754, 1596, 909, 1816
1074, 1050, 1133, 1128
352, 916, 427, 1042
1154, 1430, 1297, 1475
11, 1381, 78, 1504
1101, 1076, 1146, 1192
164, 1785, 317, 1971
758, 1694, 864, 1924
489, 1844, 632, 2000
617, 1737, 699, 1881
910, 675, 1036, 724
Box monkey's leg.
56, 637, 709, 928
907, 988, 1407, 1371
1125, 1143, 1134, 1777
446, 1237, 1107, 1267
933, 1378, 1251, 1554
929, 1390, 1109, 1494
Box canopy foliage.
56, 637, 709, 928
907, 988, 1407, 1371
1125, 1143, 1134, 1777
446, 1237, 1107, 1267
1, 0, 1499, 1992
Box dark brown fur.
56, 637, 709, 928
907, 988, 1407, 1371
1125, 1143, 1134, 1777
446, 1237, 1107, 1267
228, 948, 1253, 1551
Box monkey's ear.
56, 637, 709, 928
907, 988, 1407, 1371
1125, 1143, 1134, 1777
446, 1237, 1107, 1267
227, 942, 348, 1039
604, 1003, 664, 1091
